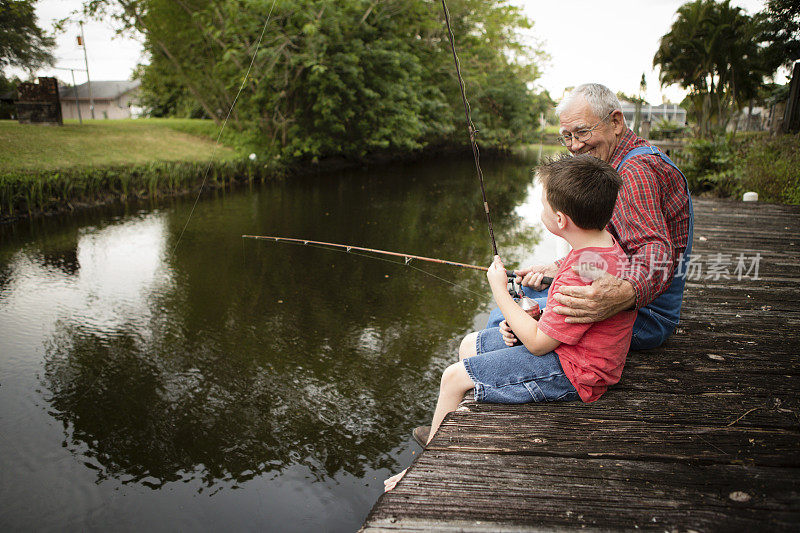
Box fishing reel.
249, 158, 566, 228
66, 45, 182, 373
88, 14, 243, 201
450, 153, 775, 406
506, 272, 542, 320
506, 271, 524, 299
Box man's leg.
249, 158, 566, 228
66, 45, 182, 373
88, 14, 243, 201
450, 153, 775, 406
629, 307, 678, 350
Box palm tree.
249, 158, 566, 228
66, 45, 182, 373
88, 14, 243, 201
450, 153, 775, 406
654, 0, 769, 138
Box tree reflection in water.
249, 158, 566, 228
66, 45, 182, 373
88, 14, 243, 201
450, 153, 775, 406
38, 152, 551, 491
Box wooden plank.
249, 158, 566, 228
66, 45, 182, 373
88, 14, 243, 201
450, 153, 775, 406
365, 453, 800, 532
648, 341, 800, 362
423, 410, 800, 466
460, 391, 800, 431
615, 365, 800, 396
362, 198, 800, 532
621, 355, 800, 378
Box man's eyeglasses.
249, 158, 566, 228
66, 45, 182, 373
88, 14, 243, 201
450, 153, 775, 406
557, 111, 613, 147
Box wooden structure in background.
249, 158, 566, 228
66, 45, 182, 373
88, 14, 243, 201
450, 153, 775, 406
361, 198, 800, 531
15, 77, 63, 126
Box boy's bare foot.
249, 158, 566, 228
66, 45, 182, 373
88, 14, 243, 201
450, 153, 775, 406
383, 468, 408, 492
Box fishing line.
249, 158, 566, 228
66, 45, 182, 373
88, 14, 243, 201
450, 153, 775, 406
73, 3, 278, 406
171, 0, 278, 256
261, 239, 489, 301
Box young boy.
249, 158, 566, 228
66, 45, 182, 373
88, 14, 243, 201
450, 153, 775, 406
384, 154, 636, 492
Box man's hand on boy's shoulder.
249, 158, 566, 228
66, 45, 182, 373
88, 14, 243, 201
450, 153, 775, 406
515, 263, 558, 290
551, 264, 636, 324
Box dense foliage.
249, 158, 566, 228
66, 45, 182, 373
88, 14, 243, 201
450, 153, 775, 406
0, 159, 268, 219
677, 133, 800, 204
0, 0, 55, 72
0, 73, 18, 118
759, 0, 800, 70
679, 137, 738, 196
83, 0, 549, 161
736, 133, 800, 205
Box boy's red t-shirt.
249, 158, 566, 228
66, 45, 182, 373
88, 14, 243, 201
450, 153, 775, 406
537, 239, 636, 402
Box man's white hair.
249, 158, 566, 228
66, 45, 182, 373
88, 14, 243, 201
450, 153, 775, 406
556, 83, 623, 120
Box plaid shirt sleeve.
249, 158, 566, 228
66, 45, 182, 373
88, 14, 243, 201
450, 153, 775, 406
612, 157, 677, 309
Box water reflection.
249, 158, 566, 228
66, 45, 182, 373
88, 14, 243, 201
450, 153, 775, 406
2, 150, 563, 530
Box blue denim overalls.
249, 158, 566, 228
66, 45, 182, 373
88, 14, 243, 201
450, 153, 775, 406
485, 145, 694, 350
618, 146, 694, 349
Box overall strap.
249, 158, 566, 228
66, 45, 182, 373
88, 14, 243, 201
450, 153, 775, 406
615, 145, 685, 176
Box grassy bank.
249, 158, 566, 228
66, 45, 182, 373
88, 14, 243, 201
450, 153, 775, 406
0, 118, 246, 172
0, 119, 270, 220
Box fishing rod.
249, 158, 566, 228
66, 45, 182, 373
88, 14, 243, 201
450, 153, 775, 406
241, 235, 553, 285
439, 0, 498, 257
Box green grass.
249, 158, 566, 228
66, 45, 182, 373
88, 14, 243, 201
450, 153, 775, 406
0, 118, 276, 219
0, 118, 241, 172
543, 124, 560, 135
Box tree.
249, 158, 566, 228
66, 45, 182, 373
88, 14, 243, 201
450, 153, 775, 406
654, 0, 770, 138
0, 73, 19, 117
0, 0, 55, 72
758, 0, 800, 71
79, 0, 549, 159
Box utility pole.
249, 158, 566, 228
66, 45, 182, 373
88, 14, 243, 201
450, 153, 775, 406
53, 66, 87, 124
69, 68, 82, 124
79, 22, 95, 119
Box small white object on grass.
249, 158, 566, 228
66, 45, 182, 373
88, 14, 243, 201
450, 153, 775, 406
249, 153, 257, 161
743, 191, 758, 202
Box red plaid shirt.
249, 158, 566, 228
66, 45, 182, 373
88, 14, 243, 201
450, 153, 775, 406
607, 129, 692, 309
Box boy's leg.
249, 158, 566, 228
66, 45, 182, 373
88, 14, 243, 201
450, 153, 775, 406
464, 328, 579, 404
385, 361, 474, 492
458, 332, 479, 361
428, 362, 475, 441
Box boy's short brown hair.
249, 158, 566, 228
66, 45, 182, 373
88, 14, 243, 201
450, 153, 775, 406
537, 154, 622, 230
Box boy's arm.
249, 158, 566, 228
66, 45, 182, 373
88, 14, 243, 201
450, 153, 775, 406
488, 257, 561, 356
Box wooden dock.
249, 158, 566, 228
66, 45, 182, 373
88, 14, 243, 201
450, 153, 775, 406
361, 198, 800, 532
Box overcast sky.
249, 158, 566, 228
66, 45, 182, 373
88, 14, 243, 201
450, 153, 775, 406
21, 0, 780, 105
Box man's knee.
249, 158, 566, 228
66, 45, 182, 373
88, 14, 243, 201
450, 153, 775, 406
458, 332, 478, 361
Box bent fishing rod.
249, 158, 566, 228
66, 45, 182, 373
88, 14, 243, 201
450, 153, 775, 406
440, 0, 498, 257
241, 235, 553, 285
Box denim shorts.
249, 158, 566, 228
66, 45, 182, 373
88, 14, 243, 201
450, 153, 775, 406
462, 327, 579, 404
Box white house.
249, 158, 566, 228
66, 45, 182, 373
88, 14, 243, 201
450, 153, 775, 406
619, 100, 687, 126
59, 80, 142, 120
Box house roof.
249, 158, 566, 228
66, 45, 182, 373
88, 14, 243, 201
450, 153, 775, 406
59, 80, 141, 101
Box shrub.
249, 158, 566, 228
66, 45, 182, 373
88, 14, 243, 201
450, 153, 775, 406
681, 137, 741, 197
736, 133, 800, 205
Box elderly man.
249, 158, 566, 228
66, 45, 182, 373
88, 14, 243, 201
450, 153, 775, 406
488, 83, 693, 351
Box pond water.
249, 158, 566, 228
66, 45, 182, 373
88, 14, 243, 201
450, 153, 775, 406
0, 147, 566, 532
